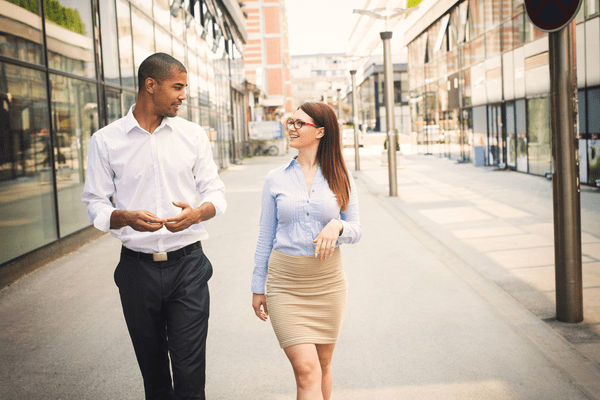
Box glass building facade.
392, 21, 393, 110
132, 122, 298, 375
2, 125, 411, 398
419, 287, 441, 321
406, 0, 600, 181
0, 0, 247, 267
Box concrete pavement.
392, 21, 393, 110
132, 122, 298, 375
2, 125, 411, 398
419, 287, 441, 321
0, 146, 599, 399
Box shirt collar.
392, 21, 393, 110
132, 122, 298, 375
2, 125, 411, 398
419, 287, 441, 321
286, 156, 321, 172
125, 103, 173, 134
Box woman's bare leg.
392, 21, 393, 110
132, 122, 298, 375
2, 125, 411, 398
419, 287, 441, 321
283, 344, 324, 400
315, 344, 336, 400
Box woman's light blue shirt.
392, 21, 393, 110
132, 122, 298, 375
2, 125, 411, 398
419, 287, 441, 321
251, 157, 362, 294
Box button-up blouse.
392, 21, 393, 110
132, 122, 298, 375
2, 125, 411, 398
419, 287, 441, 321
251, 157, 362, 294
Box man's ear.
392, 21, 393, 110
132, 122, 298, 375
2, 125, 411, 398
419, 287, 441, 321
145, 77, 157, 94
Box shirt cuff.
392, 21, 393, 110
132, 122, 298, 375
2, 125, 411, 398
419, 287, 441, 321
200, 195, 227, 217
93, 208, 115, 232
338, 219, 350, 238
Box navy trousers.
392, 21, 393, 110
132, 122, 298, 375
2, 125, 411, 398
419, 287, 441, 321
114, 244, 213, 400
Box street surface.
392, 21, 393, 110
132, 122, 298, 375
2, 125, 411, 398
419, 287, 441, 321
1, 144, 599, 399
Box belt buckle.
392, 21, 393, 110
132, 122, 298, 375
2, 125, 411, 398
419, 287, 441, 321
152, 252, 168, 262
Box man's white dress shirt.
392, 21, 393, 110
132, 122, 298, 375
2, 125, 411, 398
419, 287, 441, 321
81, 105, 226, 253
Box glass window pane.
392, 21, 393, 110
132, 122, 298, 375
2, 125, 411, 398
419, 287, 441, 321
106, 90, 122, 123
132, 6, 155, 87
99, 0, 121, 86
470, 35, 485, 64
513, 13, 525, 47
45, 0, 95, 78
587, 0, 599, 17
527, 97, 551, 176
502, 21, 513, 51
0, 62, 58, 265
171, 6, 186, 43
515, 99, 527, 172
154, 0, 171, 29
469, 0, 485, 37
50, 74, 97, 236
576, 1, 586, 22
588, 87, 600, 133
524, 18, 546, 43
501, 0, 513, 21
188, 51, 199, 106
578, 89, 587, 136
0, 1, 45, 65
130, 0, 153, 16
155, 25, 172, 55
506, 102, 516, 167
116, 0, 135, 90
486, 27, 501, 57
484, 0, 501, 29
123, 91, 136, 113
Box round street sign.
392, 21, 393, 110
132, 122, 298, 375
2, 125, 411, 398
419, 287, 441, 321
524, 0, 583, 32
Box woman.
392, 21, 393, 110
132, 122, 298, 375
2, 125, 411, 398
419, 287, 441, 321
251, 102, 362, 399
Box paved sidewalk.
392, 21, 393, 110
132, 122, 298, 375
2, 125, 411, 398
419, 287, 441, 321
0, 147, 599, 399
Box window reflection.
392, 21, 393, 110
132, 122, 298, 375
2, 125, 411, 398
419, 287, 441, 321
155, 25, 173, 55
100, 0, 121, 86
132, 6, 155, 87
50, 74, 97, 236
106, 90, 122, 124
0, 62, 57, 265
154, 0, 171, 28
116, 0, 135, 90
0, 0, 45, 65
527, 97, 551, 175
45, 0, 95, 78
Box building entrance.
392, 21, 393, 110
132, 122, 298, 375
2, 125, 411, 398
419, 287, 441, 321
487, 104, 505, 167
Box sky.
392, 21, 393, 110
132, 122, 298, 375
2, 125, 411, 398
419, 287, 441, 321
285, 0, 367, 56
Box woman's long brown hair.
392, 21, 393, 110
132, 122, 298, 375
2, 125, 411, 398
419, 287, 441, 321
299, 102, 351, 212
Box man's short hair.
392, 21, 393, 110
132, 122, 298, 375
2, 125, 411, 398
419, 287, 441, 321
137, 53, 187, 92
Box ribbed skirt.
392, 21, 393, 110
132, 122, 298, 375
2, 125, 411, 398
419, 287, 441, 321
266, 248, 347, 349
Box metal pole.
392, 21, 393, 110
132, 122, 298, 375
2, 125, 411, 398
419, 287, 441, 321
549, 21, 583, 323
350, 70, 360, 171
381, 31, 397, 196
337, 88, 343, 148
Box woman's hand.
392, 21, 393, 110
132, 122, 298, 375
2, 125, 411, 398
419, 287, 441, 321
252, 293, 269, 321
313, 219, 343, 261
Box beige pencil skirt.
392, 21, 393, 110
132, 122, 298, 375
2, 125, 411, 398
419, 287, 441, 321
266, 248, 348, 349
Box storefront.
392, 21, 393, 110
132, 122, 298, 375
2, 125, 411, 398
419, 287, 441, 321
404, 0, 599, 182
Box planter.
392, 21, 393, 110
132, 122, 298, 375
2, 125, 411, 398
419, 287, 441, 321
381, 149, 404, 168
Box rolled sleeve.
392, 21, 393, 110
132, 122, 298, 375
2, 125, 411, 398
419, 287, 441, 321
194, 130, 227, 217
81, 133, 118, 233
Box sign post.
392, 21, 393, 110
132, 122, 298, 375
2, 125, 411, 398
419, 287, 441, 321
525, 0, 583, 323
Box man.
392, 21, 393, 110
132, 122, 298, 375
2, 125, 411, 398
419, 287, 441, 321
82, 53, 226, 399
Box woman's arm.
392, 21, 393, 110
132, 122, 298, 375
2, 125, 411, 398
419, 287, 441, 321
338, 172, 362, 245
251, 174, 277, 295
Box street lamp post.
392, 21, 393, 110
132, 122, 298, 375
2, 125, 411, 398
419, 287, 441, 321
353, 5, 418, 196
350, 70, 360, 171
381, 31, 398, 196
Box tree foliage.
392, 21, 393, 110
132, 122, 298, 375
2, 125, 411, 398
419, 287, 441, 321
7, 0, 86, 35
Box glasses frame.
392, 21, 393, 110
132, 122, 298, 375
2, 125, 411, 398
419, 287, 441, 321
286, 118, 319, 130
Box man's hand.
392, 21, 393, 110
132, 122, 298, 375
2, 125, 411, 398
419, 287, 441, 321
110, 210, 165, 232
165, 201, 215, 232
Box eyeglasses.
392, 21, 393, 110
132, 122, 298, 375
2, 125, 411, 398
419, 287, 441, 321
286, 118, 319, 130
